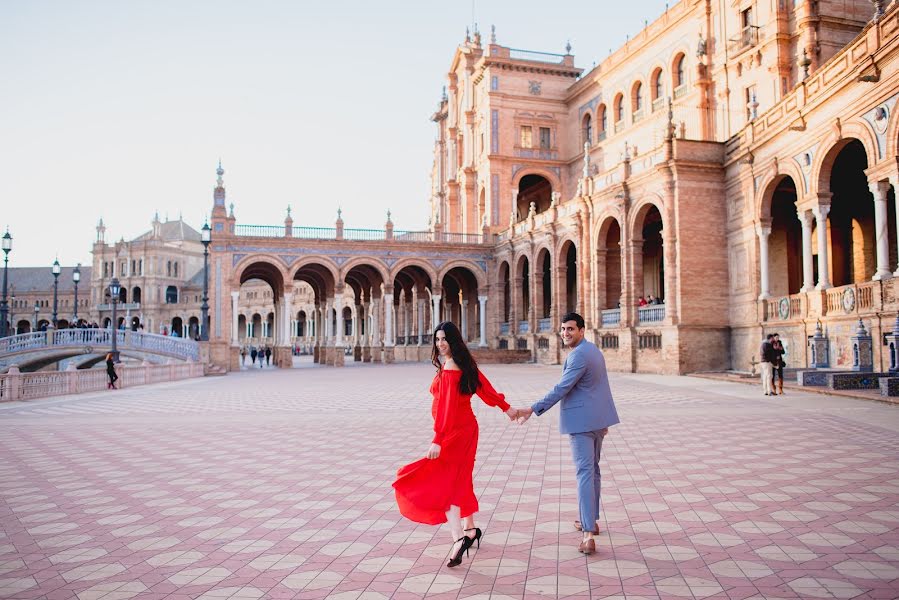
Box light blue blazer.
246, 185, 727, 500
531, 339, 620, 435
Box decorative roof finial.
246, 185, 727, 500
229, 202, 234, 217
565, 40, 572, 55
798, 48, 811, 80
465, 26, 470, 43
386, 209, 392, 222
490, 24, 496, 44
337, 207, 342, 220
216, 160, 224, 188
441, 86, 447, 102
286, 205, 292, 218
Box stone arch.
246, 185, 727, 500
511, 168, 562, 194
389, 258, 439, 287
338, 257, 390, 286
885, 102, 899, 159
629, 198, 666, 241
439, 264, 482, 341
650, 65, 665, 102
757, 163, 806, 221
497, 259, 511, 323
812, 126, 879, 196
436, 259, 487, 290
232, 254, 290, 298
595, 214, 624, 312
289, 256, 340, 290
630, 200, 666, 303
557, 238, 579, 314
536, 246, 552, 319
671, 50, 688, 89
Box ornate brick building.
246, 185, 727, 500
425, 0, 899, 373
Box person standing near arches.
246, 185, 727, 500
105, 353, 118, 390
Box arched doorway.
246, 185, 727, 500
597, 218, 623, 312
251, 313, 262, 339
237, 314, 247, 341
499, 261, 511, 327
517, 175, 552, 221
16, 320, 31, 334
188, 317, 200, 340
165, 286, 178, 304
440, 266, 480, 342
57, 319, 69, 329
639, 206, 665, 302
819, 140, 876, 286
768, 177, 802, 295
293, 261, 337, 365
561, 241, 578, 314
516, 256, 530, 334
297, 310, 307, 338
171, 317, 183, 337
131, 316, 141, 331
132, 286, 142, 304
537, 249, 552, 331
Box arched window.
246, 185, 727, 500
651, 68, 664, 102
597, 105, 607, 140
582, 114, 592, 146
632, 82, 643, 113
673, 53, 686, 89
614, 94, 624, 123
165, 285, 178, 304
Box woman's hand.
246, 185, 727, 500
427, 443, 441, 459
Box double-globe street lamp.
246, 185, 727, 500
33, 302, 39, 332
72, 264, 81, 325
200, 222, 211, 341
51, 259, 61, 328
108, 277, 121, 362
0, 230, 11, 338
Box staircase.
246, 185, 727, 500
204, 364, 228, 376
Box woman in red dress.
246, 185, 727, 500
393, 321, 517, 568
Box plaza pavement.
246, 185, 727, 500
0, 361, 898, 600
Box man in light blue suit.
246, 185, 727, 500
518, 312, 620, 555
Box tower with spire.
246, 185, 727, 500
210, 160, 229, 234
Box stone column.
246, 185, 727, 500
431, 294, 442, 329
891, 175, 899, 277
799, 210, 815, 292
461, 298, 469, 341
417, 299, 426, 344
871, 181, 892, 280
814, 205, 832, 290
478, 295, 487, 347
756, 223, 772, 300
404, 299, 411, 345
383, 294, 394, 347
230, 291, 240, 346
282, 293, 293, 345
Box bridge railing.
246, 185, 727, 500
0, 329, 200, 362
1, 361, 205, 402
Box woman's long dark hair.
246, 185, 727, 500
432, 320, 479, 395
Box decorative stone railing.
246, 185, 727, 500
637, 304, 665, 324
601, 308, 621, 328
537, 318, 552, 333
234, 224, 491, 245
0, 361, 204, 402
824, 281, 879, 316
764, 294, 804, 321
518, 320, 529, 334
0, 329, 199, 362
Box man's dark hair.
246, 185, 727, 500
561, 312, 585, 329
772, 332, 779, 337
766, 333, 774, 340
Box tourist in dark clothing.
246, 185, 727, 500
250, 347, 258, 364
265, 346, 272, 366
105, 353, 118, 390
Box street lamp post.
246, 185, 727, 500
72, 264, 81, 325
51, 259, 61, 328
109, 277, 121, 362
200, 222, 211, 341
33, 302, 39, 333
0, 230, 11, 338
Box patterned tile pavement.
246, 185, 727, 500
0, 361, 898, 599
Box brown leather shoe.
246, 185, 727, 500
578, 538, 596, 554
574, 521, 600, 534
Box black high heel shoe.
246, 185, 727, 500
464, 527, 482, 548
447, 536, 473, 568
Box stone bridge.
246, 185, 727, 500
0, 329, 201, 372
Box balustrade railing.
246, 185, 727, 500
537, 318, 552, 333
764, 294, 804, 321
499, 322, 510, 335
232, 224, 490, 245
824, 281, 879, 316
518, 320, 529, 334
637, 304, 665, 324
235, 224, 286, 237
0, 361, 204, 402
601, 308, 621, 328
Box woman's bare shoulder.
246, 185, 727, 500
443, 358, 461, 371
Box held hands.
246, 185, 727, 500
505, 407, 534, 424
426, 443, 441, 460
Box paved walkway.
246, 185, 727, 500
1, 362, 897, 600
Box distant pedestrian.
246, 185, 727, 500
771, 333, 785, 395
759, 334, 776, 396
250, 347, 258, 364
105, 353, 118, 390
265, 346, 272, 366
240, 347, 247, 365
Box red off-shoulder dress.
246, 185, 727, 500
393, 369, 510, 525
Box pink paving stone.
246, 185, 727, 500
1, 363, 899, 599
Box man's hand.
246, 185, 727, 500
426, 443, 441, 459
517, 407, 534, 424
505, 407, 521, 421
599, 427, 609, 437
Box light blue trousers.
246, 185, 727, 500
569, 429, 605, 533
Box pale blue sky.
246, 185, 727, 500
2, 0, 673, 267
